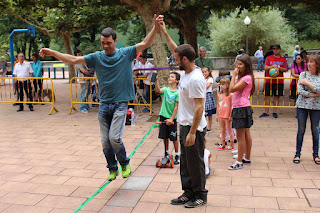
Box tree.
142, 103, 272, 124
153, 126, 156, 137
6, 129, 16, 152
120, 0, 171, 86
208, 8, 298, 56
0, 0, 132, 80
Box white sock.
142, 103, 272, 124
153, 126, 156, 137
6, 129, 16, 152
175, 152, 179, 156
243, 157, 250, 161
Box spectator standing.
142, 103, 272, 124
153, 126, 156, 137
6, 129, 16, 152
13, 53, 34, 112
293, 54, 320, 165
31, 53, 43, 102
263, 45, 274, 65
290, 54, 307, 99
234, 49, 245, 65
254, 46, 264, 72
293, 45, 300, 60
40, 14, 163, 181
260, 44, 288, 118
0, 56, 8, 86
195, 46, 214, 69
75, 50, 95, 113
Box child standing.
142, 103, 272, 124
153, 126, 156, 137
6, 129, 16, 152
216, 78, 235, 151
228, 54, 255, 170
202, 66, 216, 133
155, 72, 180, 164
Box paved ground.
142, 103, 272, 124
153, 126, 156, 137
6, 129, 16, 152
0, 71, 319, 213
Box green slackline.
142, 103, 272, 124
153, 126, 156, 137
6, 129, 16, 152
73, 123, 157, 213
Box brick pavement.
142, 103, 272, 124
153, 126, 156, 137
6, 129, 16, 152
0, 73, 319, 212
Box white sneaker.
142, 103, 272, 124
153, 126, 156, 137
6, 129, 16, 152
231, 150, 238, 154
233, 154, 238, 159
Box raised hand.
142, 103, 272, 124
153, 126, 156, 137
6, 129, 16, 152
39, 48, 54, 57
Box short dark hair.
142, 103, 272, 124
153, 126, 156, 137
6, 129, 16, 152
101, 27, 117, 41
174, 44, 196, 62
170, 71, 180, 81
32, 53, 39, 59
74, 50, 82, 56
139, 54, 147, 59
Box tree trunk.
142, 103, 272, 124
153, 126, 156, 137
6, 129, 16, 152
61, 33, 76, 81
180, 12, 199, 57
140, 12, 169, 87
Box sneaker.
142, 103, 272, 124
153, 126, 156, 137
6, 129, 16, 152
233, 154, 238, 159
234, 139, 238, 144
228, 161, 243, 170
225, 146, 234, 151
174, 155, 180, 165
218, 145, 225, 150
80, 109, 88, 113
259, 113, 269, 118
171, 195, 190, 205
242, 159, 251, 165
231, 149, 238, 154
273, 112, 278, 118
107, 170, 119, 181
184, 198, 207, 208
121, 163, 131, 178
206, 129, 212, 133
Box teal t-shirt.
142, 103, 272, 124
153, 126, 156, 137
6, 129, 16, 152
84, 46, 136, 103
31, 60, 43, 77
159, 87, 179, 119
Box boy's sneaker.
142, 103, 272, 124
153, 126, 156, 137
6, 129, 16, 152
242, 159, 251, 165
171, 195, 190, 205
228, 161, 243, 170
174, 155, 180, 165
259, 113, 269, 118
122, 163, 131, 178
218, 145, 225, 150
225, 146, 234, 151
80, 109, 89, 113
206, 129, 212, 133
184, 198, 207, 208
107, 170, 119, 181
231, 149, 238, 154
273, 112, 278, 118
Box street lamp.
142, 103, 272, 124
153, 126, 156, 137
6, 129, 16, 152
244, 16, 251, 55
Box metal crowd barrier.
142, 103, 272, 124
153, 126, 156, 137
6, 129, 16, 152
251, 76, 299, 108
0, 77, 58, 114
69, 77, 153, 115
43, 63, 68, 79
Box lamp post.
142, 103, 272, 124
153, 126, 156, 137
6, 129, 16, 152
244, 16, 251, 55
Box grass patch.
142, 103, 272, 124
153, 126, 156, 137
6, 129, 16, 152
300, 40, 320, 49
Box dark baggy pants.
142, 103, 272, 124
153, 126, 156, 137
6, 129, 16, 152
179, 125, 208, 201
18, 80, 33, 109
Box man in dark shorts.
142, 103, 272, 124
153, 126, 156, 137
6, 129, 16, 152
260, 44, 288, 118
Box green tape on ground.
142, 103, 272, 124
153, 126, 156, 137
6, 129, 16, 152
73, 124, 156, 213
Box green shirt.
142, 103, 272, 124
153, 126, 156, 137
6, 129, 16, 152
195, 57, 214, 69
160, 87, 179, 119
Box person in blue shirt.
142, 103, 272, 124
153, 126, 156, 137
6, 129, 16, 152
39, 14, 163, 181
293, 45, 300, 60
31, 53, 43, 102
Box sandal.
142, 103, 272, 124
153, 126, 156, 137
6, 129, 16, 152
313, 156, 320, 165
293, 155, 300, 164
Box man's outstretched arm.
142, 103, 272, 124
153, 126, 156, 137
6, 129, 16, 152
159, 20, 177, 55
136, 14, 163, 54
39, 48, 86, 65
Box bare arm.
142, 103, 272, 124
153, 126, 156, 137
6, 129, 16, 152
167, 101, 178, 125
206, 82, 212, 90
159, 21, 177, 55
291, 68, 300, 78
135, 14, 162, 54
229, 68, 247, 93
186, 98, 204, 147
154, 78, 163, 94
39, 48, 86, 65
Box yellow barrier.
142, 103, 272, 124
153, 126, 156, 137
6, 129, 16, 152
0, 77, 58, 114
69, 77, 153, 115
251, 76, 299, 108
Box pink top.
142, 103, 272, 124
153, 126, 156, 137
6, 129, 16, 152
290, 62, 307, 85
232, 75, 252, 108
218, 93, 232, 119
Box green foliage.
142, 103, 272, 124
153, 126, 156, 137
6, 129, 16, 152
208, 8, 298, 56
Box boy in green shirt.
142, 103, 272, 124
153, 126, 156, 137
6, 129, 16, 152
155, 71, 180, 164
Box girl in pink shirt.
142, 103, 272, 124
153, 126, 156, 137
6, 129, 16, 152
228, 54, 255, 170
216, 78, 235, 151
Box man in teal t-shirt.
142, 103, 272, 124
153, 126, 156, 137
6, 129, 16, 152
39, 14, 164, 181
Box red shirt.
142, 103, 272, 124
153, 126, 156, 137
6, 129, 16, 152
265, 55, 287, 84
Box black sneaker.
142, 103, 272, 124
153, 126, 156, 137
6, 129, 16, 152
171, 195, 190, 205
228, 161, 243, 170
242, 159, 251, 165
184, 198, 207, 208
174, 155, 180, 165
